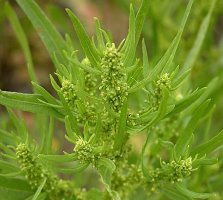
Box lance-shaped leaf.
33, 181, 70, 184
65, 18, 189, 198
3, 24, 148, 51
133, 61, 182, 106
39, 153, 78, 162
31, 178, 46, 200
66, 9, 100, 68
16, 0, 67, 67
191, 130, 223, 157
41, 117, 54, 154
31, 82, 60, 105
0, 90, 62, 118
129, 0, 194, 93
180, 0, 216, 74
166, 87, 206, 117
142, 39, 150, 78
135, 0, 150, 46
176, 183, 214, 199
122, 4, 136, 67
139, 86, 170, 132
5, 2, 37, 84
114, 98, 128, 151
162, 185, 189, 200
175, 99, 211, 158
94, 17, 105, 51
0, 176, 33, 200
54, 162, 89, 174
7, 108, 28, 142
96, 158, 120, 200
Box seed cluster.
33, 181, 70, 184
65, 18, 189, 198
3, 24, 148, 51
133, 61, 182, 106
16, 144, 75, 200
99, 43, 128, 112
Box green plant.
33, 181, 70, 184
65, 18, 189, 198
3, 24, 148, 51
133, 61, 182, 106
0, 0, 223, 199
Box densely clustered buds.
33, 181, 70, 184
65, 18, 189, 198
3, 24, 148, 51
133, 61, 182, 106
150, 73, 171, 111
82, 58, 97, 95
16, 144, 74, 200
99, 43, 128, 112
148, 157, 194, 192
167, 157, 193, 183
61, 79, 77, 108
74, 138, 96, 164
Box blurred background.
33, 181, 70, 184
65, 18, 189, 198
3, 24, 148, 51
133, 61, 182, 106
0, 0, 223, 138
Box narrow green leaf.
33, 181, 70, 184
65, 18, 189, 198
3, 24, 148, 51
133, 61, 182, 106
191, 130, 223, 157
0, 176, 32, 193
129, 0, 194, 93
184, 78, 218, 115
166, 87, 206, 117
123, 5, 136, 67
65, 116, 78, 141
5, 2, 37, 84
32, 82, 59, 105
7, 108, 28, 142
49, 75, 61, 92
171, 69, 191, 89
175, 100, 211, 158
180, 0, 216, 74
16, 0, 67, 67
162, 185, 190, 200
25, 193, 47, 200
32, 178, 46, 200
96, 158, 119, 200
67, 58, 101, 75
39, 153, 77, 162
0, 91, 62, 118
140, 86, 170, 131
94, 17, 105, 51
193, 157, 218, 167
42, 117, 54, 154
162, 0, 194, 74
135, 0, 149, 46
93, 114, 102, 144
0, 160, 20, 173
55, 162, 89, 174
66, 9, 100, 68
83, 122, 89, 141
142, 39, 150, 78
125, 59, 140, 74
176, 184, 213, 199
114, 98, 128, 151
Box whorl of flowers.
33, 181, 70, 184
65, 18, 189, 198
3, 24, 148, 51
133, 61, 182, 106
99, 43, 128, 112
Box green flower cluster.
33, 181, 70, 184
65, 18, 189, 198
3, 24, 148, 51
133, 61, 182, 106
99, 43, 128, 112
16, 143, 75, 200
61, 79, 77, 109
167, 157, 193, 183
82, 58, 97, 95
74, 138, 97, 164
147, 157, 194, 192
149, 73, 171, 111
112, 163, 144, 199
